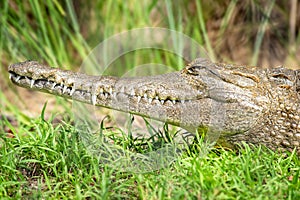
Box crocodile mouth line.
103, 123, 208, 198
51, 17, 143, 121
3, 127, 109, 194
9, 71, 196, 106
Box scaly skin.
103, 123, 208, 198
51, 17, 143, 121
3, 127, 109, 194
8, 59, 300, 155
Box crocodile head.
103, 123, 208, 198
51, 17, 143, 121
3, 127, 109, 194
8, 59, 270, 134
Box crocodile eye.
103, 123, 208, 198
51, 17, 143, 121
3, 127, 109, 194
186, 65, 206, 75
270, 73, 294, 88
185, 58, 213, 75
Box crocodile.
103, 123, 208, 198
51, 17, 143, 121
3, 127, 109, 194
8, 58, 300, 155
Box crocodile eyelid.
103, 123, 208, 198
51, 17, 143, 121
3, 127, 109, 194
231, 71, 260, 83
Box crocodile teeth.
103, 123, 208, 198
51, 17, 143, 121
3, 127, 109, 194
130, 90, 135, 96
172, 100, 176, 104
160, 100, 164, 104
144, 94, 147, 98
70, 87, 75, 95
30, 79, 35, 88
155, 96, 159, 100
91, 94, 96, 105
100, 88, 104, 94
63, 85, 67, 93
25, 76, 30, 81
137, 96, 141, 102
109, 88, 113, 94
9, 73, 12, 80
104, 93, 108, 98
149, 98, 153, 103
15, 75, 21, 82
181, 100, 185, 104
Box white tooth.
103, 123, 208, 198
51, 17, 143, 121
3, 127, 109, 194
149, 98, 153, 103
30, 79, 35, 88
60, 83, 63, 87
15, 75, 21, 82
9, 73, 12, 80
100, 88, 104, 94
70, 87, 75, 95
51, 83, 56, 89
155, 96, 159, 100
172, 100, 176, 104
63, 85, 67, 93
144, 94, 147, 98
181, 100, 185, 104
109, 88, 113, 94
131, 90, 135, 96
104, 93, 108, 98
161, 100, 164, 104
91, 94, 96, 105
137, 96, 141, 102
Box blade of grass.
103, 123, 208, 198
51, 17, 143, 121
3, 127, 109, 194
251, 0, 275, 66
195, 0, 216, 61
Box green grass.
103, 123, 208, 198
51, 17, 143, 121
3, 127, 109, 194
0, 107, 299, 199
0, 110, 299, 199
1, 0, 300, 199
